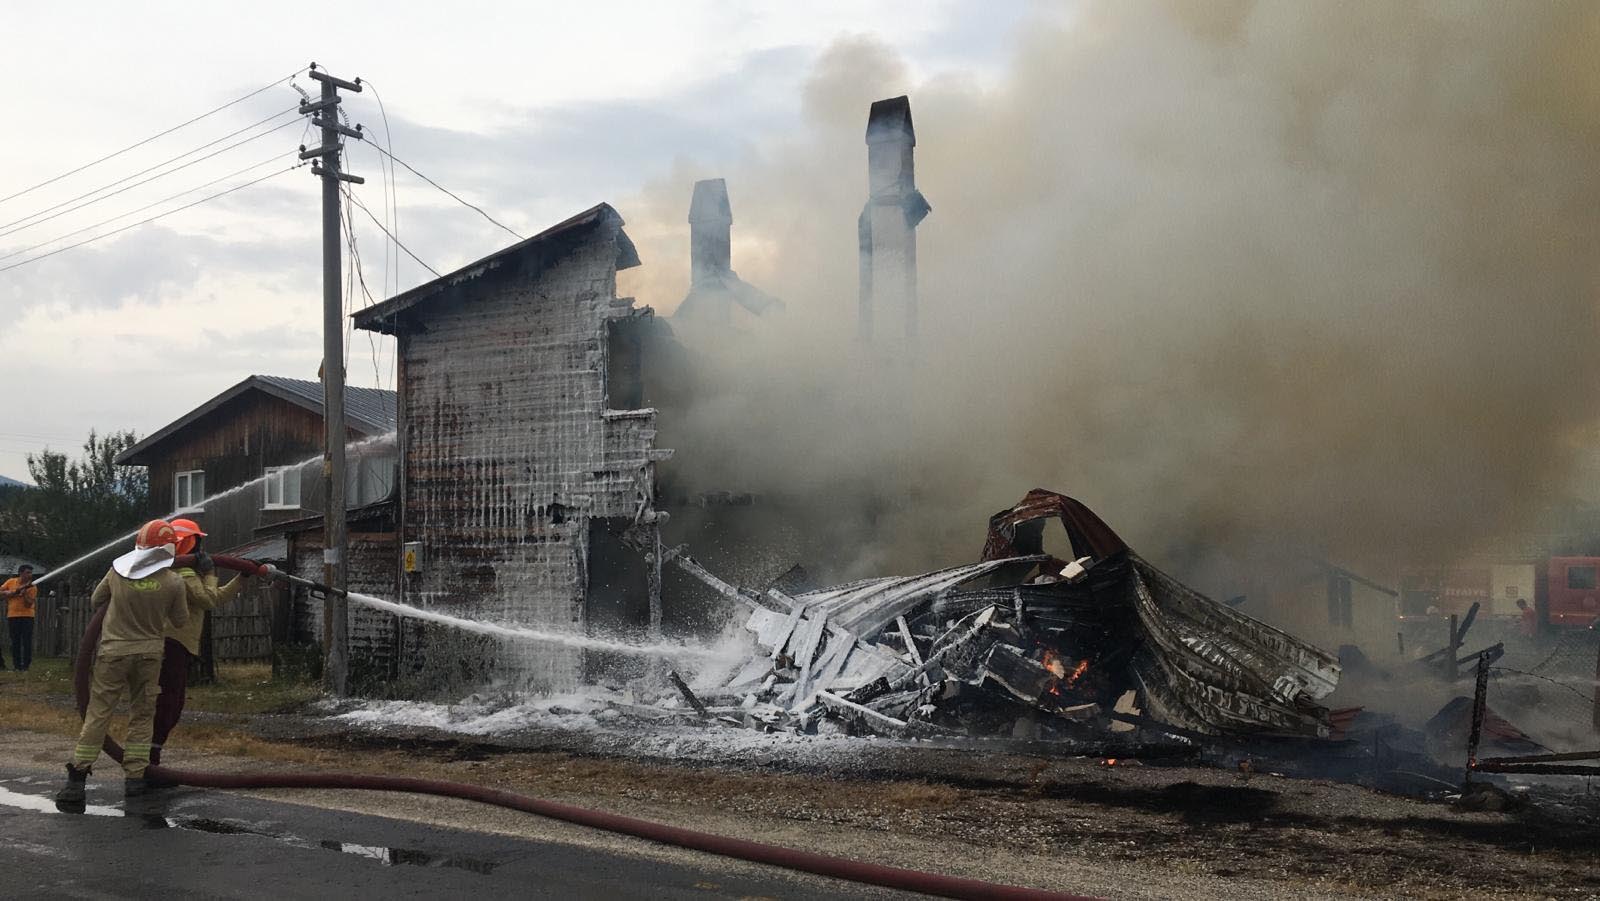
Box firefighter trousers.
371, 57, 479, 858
71, 652, 162, 778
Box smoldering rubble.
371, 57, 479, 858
662, 489, 1342, 744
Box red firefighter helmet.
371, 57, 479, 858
134, 519, 177, 550
170, 518, 207, 556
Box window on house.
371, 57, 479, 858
174, 470, 206, 511
263, 466, 302, 510
1568, 566, 1597, 591
347, 455, 396, 506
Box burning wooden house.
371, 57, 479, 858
351, 203, 672, 692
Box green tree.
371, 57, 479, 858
0, 430, 148, 566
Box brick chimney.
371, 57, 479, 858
675, 178, 781, 324
858, 96, 931, 344
688, 178, 732, 289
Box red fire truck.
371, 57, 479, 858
1398, 557, 1600, 631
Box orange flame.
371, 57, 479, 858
1041, 649, 1068, 679
1065, 658, 1090, 688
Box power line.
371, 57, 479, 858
347, 191, 440, 277
342, 193, 380, 308
340, 190, 386, 386
0, 150, 295, 265
368, 143, 523, 242
341, 192, 391, 392
359, 79, 401, 301
0, 67, 305, 207
0, 163, 305, 275
347, 177, 396, 392
0, 108, 301, 239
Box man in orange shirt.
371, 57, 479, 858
2, 564, 38, 672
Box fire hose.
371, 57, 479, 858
70, 556, 1087, 901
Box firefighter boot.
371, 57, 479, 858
124, 777, 148, 798
54, 765, 87, 814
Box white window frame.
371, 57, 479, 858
262, 466, 302, 510
174, 470, 206, 511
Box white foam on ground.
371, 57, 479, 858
332, 691, 616, 736
0, 784, 121, 817
326, 688, 888, 768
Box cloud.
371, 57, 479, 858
0, 224, 310, 313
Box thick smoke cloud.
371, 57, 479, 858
620, 2, 1600, 591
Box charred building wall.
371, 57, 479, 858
353, 205, 667, 695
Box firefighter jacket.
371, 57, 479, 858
91, 568, 188, 658
167, 568, 247, 657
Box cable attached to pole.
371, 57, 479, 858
0, 67, 305, 207
0, 164, 304, 274
347, 191, 439, 276
0, 110, 302, 239
367, 142, 522, 241
0, 151, 295, 265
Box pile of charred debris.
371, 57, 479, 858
632, 490, 1600, 800
649, 491, 1437, 773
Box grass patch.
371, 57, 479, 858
0, 656, 319, 715
0, 657, 76, 698
186, 662, 321, 715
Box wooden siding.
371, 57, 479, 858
141, 389, 391, 556
289, 529, 399, 685
396, 232, 662, 690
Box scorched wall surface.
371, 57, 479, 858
397, 239, 660, 691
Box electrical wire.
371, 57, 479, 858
0, 67, 305, 207
1490, 665, 1594, 702
358, 79, 401, 302
340, 190, 385, 386
368, 143, 523, 242
0, 163, 305, 275
0, 150, 295, 265
355, 80, 400, 394
347, 191, 439, 277
0, 109, 302, 239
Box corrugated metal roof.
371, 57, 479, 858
352, 203, 639, 336
253, 375, 397, 436
115, 375, 397, 466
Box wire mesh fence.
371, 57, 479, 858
1468, 631, 1599, 767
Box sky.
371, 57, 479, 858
0, 0, 1033, 481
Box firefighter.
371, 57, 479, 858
1516, 598, 1538, 638
151, 518, 252, 765
56, 520, 189, 812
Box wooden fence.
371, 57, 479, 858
28, 576, 283, 663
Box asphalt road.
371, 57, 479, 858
0, 769, 909, 900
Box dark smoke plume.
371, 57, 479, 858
620, 2, 1600, 595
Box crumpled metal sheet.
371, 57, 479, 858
982, 488, 1130, 563
794, 557, 1045, 636
981, 491, 1342, 738
687, 489, 1341, 739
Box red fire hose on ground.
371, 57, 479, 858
71, 556, 1088, 901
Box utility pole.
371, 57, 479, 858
301, 63, 364, 696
